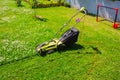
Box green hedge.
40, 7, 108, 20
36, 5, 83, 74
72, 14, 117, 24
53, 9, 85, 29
32, 1, 64, 8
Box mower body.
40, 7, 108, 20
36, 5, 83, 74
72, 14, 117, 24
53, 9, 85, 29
36, 28, 79, 56
36, 39, 63, 56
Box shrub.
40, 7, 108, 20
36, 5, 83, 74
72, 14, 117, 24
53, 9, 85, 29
64, 2, 71, 8
16, 0, 22, 7
32, 0, 39, 8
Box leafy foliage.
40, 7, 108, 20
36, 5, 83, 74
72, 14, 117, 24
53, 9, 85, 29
16, 0, 22, 6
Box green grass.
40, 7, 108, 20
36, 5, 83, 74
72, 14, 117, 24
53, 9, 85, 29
0, 0, 120, 80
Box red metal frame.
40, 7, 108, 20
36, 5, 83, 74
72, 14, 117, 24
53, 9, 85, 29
96, 4, 119, 28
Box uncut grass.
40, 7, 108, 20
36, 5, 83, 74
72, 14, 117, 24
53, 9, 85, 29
0, 0, 120, 80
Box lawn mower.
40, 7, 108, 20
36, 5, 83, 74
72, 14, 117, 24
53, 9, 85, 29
36, 7, 88, 56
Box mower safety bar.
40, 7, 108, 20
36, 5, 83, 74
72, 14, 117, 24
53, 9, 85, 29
79, 7, 88, 15
71, 7, 88, 27
67, 7, 87, 25
51, 7, 88, 40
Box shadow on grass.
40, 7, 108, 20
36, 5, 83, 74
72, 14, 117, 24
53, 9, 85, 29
40, 44, 102, 57
34, 16, 48, 22
36, 18, 48, 22
17, 5, 25, 7
59, 44, 102, 54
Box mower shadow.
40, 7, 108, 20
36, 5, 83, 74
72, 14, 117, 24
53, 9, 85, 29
58, 44, 101, 54
34, 17, 48, 22
62, 44, 85, 51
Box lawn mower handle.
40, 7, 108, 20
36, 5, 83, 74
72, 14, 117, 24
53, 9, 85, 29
71, 8, 88, 28
51, 7, 87, 40
65, 7, 87, 26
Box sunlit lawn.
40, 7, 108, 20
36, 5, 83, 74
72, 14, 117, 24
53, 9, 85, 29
0, 0, 120, 80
